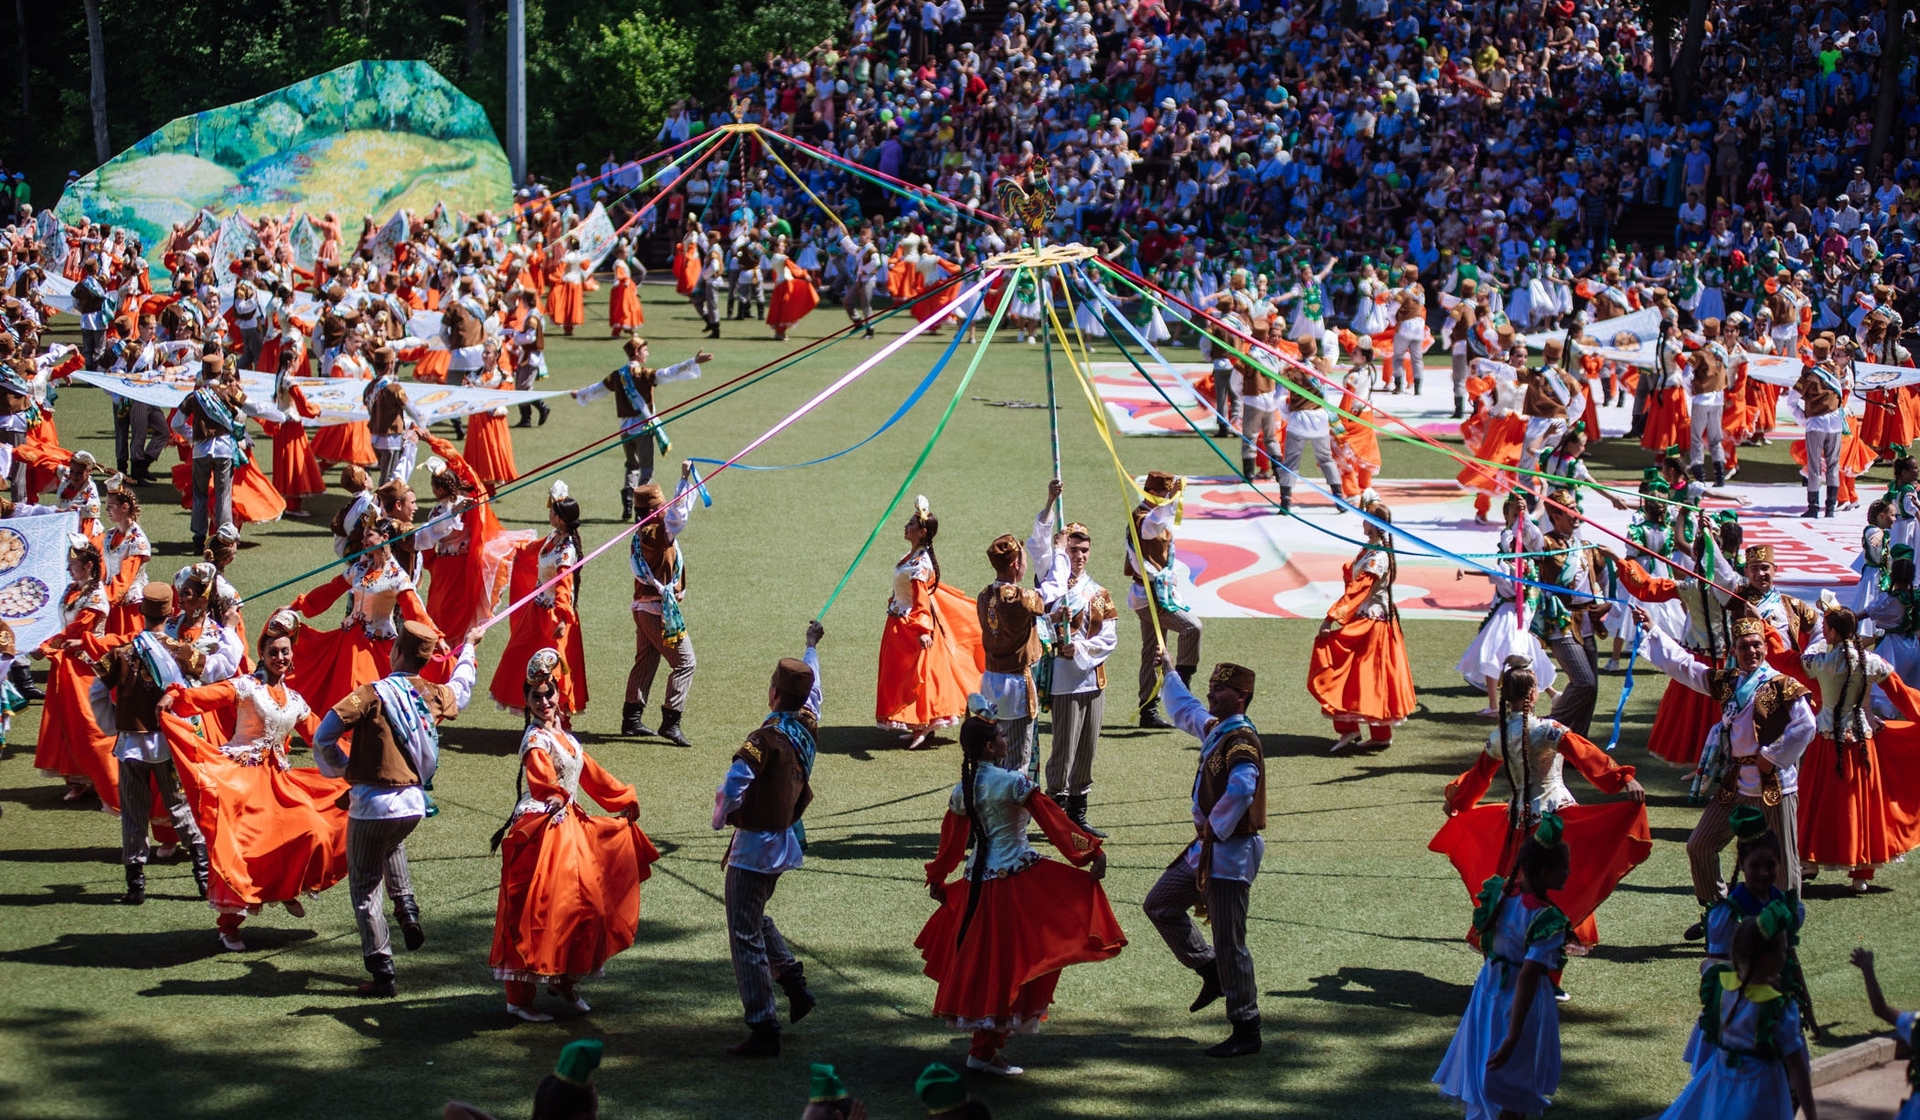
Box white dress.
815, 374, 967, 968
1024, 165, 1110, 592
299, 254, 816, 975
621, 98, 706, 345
1432, 888, 1565, 1118
1351, 276, 1394, 335
1842, 525, 1889, 627
1455, 522, 1560, 692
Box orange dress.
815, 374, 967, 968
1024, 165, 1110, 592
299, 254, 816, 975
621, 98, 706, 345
102, 523, 152, 638
163, 677, 347, 916
490, 727, 658, 986
875, 550, 986, 730
1307, 546, 1417, 726
285, 557, 435, 716
673, 242, 699, 295
608, 260, 644, 331
30, 585, 116, 798
169, 444, 288, 525
916, 782, 1124, 1029
1430, 720, 1652, 948
1796, 662, 1920, 878
889, 247, 926, 302
546, 254, 584, 327
266, 383, 325, 501
1640, 384, 1691, 453
488, 535, 588, 713
1334, 378, 1383, 498
463, 409, 518, 486
766, 257, 818, 334
311, 350, 376, 467
911, 259, 961, 324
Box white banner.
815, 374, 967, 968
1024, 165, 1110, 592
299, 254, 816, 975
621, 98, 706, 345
369, 210, 410, 271
210, 212, 260, 278
39, 275, 75, 313
0, 510, 85, 654
1522, 307, 1662, 353
287, 214, 320, 272
573, 202, 619, 271
72, 370, 569, 425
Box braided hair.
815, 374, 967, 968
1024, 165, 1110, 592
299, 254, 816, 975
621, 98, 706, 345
549, 497, 585, 593
910, 506, 947, 636
1497, 655, 1537, 834
1824, 606, 1867, 761
1364, 499, 1400, 625
953, 716, 998, 948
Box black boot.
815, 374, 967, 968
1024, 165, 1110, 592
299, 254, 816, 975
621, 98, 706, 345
727, 1022, 781, 1057
1066, 794, 1108, 839
1188, 960, 1223, 1012
1138, 699, 1174, 729
1804, 490, 1819, 519
1206, 1016, 1263, 1058
621, 701, 654, 737
706, 320, 720, 339
1825, 493, 1838, 518
778, 974, 816, 1023
621, 487, 634, 521
191, 534, 205, 556
535, 401, 550, 426
10, 661, 42, 701
122, 863, 146, 906
1452, 396, 1464, 420
515, 404, 534, 428
394, 894, 424, 951
1683, 920, 1706, 941
359, 953, 398, 997
658, 707, 691, 747
1713, 461, 1726, 487
1241, 459, 1259, 484
190, 842, 211, 898
1279, 486, 1293, 512
130, 458, 153, 484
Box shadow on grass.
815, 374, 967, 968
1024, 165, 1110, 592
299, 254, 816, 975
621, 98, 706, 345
0, 843, 124, 864
1313, 758, 1477, 786
0, 927, 317, 970
444, 727, 535, 758
0, 883, 137, 906
1268, 966, 1472, 1016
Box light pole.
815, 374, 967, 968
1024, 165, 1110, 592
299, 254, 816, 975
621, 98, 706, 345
506, 0, 526, 186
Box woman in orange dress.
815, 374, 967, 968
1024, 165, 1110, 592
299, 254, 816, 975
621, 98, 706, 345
608, 257, 644, 338
1308, 497, 1416, 751
310, 331, 376, 469
876, 497, 986, 749
917, 714, 1124, 1075
461, 340, 519, 487
489, 649, 658, 1022
490, 487, 587, 716
1458, 356, 1526, 523
765, 235, 818, 343
168, 437, 288, 527
286, 517, 437, 715
545, 237, 586, 335
30, 536, 115, 803
264, 352, 323, 517
1639, 322, 1692, 455
159, 610, 346, 952
1334, 343, 1383, 498
1431, 655, 1651, 952
102, 485, 152, 637
419, 455, 498, 641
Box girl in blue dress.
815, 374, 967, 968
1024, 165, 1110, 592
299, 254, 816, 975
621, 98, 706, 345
1433, 814, 1571, 1119
1659, 910, 1816, 1120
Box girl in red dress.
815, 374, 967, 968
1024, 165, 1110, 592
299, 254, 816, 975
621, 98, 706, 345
545, 237, 586, 335
30, 536, 115, 803
1308, 498, 1417, 751
462, 340, 519, 487
310, 330, 377, 469
917, 714, 1124, 1075
286, 517, 437, 714
875, 497, 986, 749
1431, 656, 1652, 952
765, 235, 818, 342
264, 351, 323, 517
1457, 356, 1526, 523
490, 488, 588, 716
490, 649, 658, 1022
102, 486, 152, 637
419, 461, 491, 640
159, 610, 346, 951
607, 257, 644, 338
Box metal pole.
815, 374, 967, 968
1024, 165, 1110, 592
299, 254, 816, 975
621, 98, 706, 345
1041, 267, 1062, 524
506, 0, 526, 187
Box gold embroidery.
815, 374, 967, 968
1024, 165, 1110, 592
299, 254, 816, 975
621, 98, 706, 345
737, 741, 763, 766
1070, 834, 1093, 852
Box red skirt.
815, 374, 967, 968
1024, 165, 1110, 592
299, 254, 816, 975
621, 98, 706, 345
1457, 413, 1525, 495
1797, 730, 1920, 872
464, 412, 518, 485
268, 421, 324, 499
1640, 386, 1691, 453
170, 453, 287, 524
32, 649, 117, 800
490, 602, 588, 713
311, 422, 375, 467
164, 713, 349, 909
426, 547, 494, 644
490, 810, 658, 983
915, 858, 1126, 1028
1429, 800, 1652, 944
874, 585, 985, 730
609, 281, 644, 330
287, 623, 386, 717
1647, 661, 1720, 765
1308, 616, 1417, 724
547, 281, 585, 327
768, 277, 819, 332
412, 349, 451, 385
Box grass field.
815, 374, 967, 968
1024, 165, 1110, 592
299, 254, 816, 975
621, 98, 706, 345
0, 286, 1912, 1120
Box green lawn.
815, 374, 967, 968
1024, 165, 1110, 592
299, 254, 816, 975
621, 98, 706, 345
0, 288, 1910, 1120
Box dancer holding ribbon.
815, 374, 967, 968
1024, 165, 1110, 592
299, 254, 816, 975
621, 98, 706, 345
875, 495, 984, 751
571, 337, 711, 521
622, 468, 700, 745
1127, 470, 1199, 730
1308, 495, 1416, 752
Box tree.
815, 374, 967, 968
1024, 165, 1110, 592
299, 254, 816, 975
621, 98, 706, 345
1670, 0, 1711, 115
82, 0, 109, 161
1869, 0, 1911, 173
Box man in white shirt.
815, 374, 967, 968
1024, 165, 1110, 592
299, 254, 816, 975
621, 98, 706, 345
1031, 509, 1118, 836
1127, 471, 1202, 728
1789, 337, 1847, 517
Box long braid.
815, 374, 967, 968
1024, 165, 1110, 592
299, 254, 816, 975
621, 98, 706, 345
955, 754, 989, 947
1498, 673, 1517, 830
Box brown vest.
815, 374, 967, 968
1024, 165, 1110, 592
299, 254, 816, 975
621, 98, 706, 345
600, 365, 661, 419
1124, 500, 1171, 583
367, 383, 409, 435
1196, 724, 1266, 839
98, 636, 204, 733
977, 583, 1044, 674
1729, 592, 1815, 649
1692, 346, 1728, 394
1522, 368, 1567, 418
1795, 366, 1841, 417
730, 711, 816, 831
1238, 360, 1275, 398
336, 675, 461, 788
1706, 670, 1810, 747
444, 301, 485, 349
630, 523, 681, 600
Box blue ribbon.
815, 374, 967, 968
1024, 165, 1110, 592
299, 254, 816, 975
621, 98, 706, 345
1074, 265, 1630, 607
1607, 615, 1639, 752
688, 300, 977, 472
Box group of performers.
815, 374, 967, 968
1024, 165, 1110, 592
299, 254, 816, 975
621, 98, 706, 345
6, 199, 1920, 1120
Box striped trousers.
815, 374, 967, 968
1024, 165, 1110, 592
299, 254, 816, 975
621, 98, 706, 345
118, 757, 203, 865
1143, 853, 1259, 1024
346, 815, 419, 961
1687, 793, 1800, 906
725, 865, 803, 1027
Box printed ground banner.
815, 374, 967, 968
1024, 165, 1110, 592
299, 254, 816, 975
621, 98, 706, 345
71, 371, 567, 425
0, 510, 84, 654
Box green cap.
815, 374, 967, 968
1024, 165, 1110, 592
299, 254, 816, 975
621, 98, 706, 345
809, 1063, 848, 1103
916, 1063, 969, 1113
1532, 809, 1564, 847
1729, 804, 1770, 842
553, 1039, 603, 1086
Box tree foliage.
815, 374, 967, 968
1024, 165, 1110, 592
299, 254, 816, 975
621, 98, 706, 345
7, 0, 845, 191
